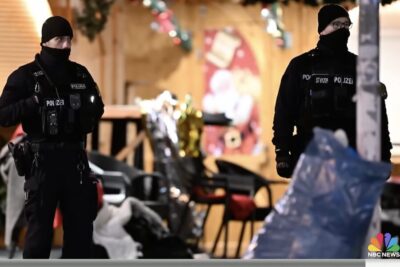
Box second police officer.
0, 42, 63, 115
272, 4, 392, 178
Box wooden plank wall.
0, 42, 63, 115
0, 0, 43, 142
0, 0, 41, 89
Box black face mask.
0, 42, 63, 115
41, 46, 71, 65
318, 28, 350, 53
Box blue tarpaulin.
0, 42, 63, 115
244, 128, 391, 259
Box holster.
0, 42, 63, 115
8, 141, 31, 177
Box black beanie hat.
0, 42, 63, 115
318, 4, 350, 33
41, 16, 73, 44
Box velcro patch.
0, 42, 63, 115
70, 83, 86, 90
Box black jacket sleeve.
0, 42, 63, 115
81, 66, 104, 122
381, 99, 392, 163
272, 60, 301, 152
92, 82, 104, 121
0, 68, 38, 127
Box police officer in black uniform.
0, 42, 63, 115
0, 16, 104, 258
272, 4, 392, 178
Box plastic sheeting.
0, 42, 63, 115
244, 128, 391, 259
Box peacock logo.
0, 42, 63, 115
368, 233, 400, 258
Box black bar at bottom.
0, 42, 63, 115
0, 259, 366, 267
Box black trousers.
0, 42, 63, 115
23, 148, 98, 259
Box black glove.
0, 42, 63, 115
275, 149, 293, 178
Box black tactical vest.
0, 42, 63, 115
298, 49, 356, 136
24, 56, 101, 141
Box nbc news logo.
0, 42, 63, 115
368, 233, 400, 258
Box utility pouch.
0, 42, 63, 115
8, 141, 28, 176
333, 84, 356, 119
70, 94, 81, 110
308, 74, 333, 118
47, 109, 58, 135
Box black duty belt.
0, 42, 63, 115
30, 141, 85, 152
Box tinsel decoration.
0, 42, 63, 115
142, 0, 192, 52
75, 0, 115, 42
261, 3, 291, 48
240, 0, 397, 6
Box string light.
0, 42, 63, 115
143, 0, 151, 7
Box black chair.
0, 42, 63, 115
88, 151, 173, 227
88, 151, 140, 181
171, 156, 229, 248
212, 159, 288, 258
88, 151, 133, 206
89, 163, 130, 205
130, 171, 173, 228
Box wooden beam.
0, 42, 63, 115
102, 105, 142, 119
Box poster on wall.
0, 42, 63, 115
203, 28, 262, 156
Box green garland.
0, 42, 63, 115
75, 0, 115, 42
